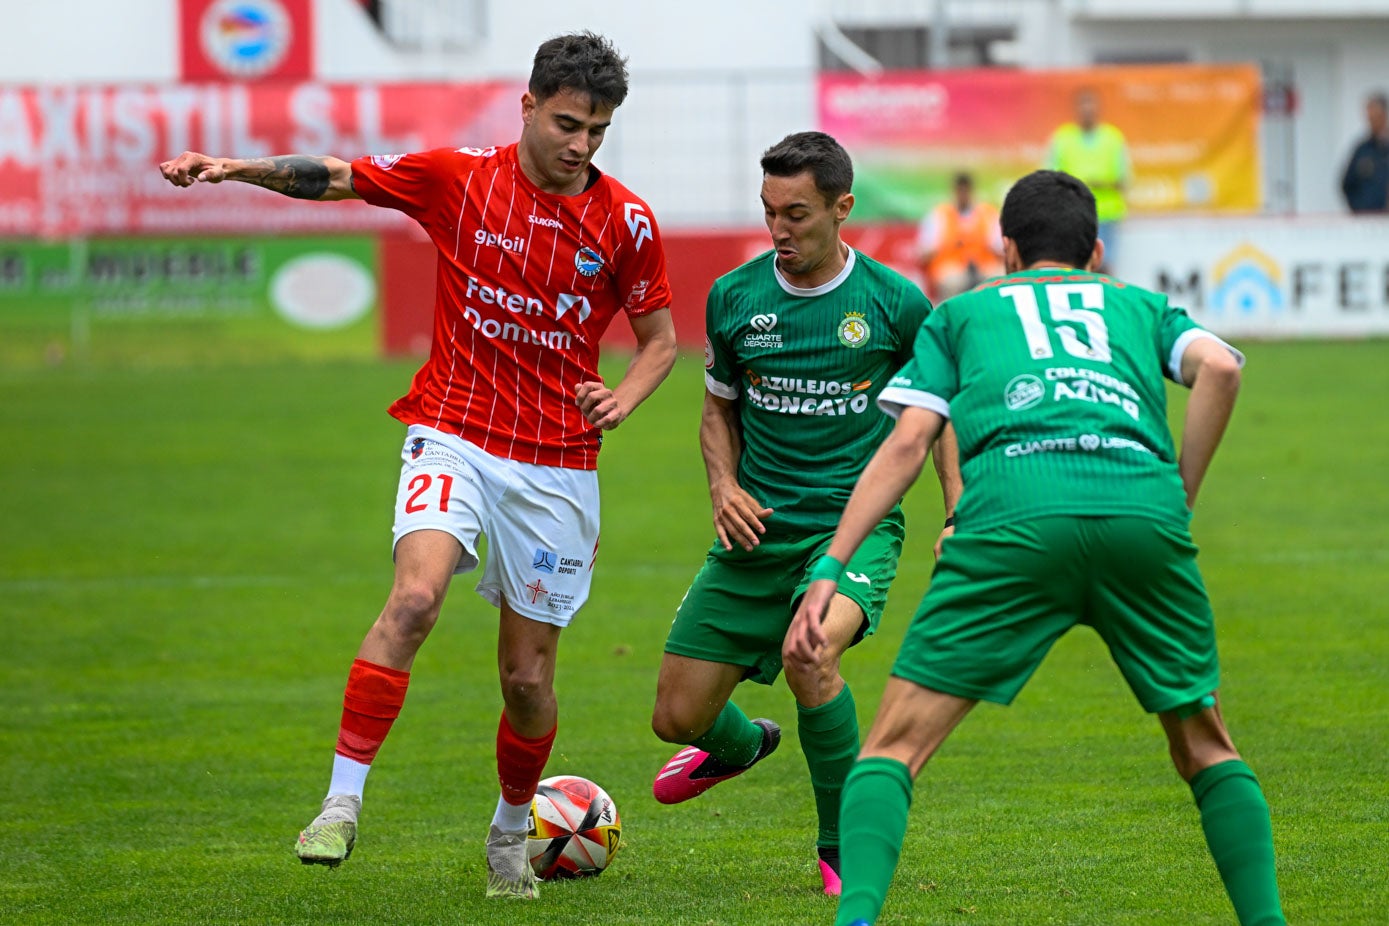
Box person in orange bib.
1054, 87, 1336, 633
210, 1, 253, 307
915, 172, 1004, 303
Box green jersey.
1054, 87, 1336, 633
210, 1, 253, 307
878, 268, 1242, 532
705, 247, 933, 537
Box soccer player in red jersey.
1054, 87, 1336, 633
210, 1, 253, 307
158, 32, 676, 899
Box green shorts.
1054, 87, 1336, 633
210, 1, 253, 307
665, 515, 905, 685
893, 516, 1219, 714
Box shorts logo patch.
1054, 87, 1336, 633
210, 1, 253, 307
410, 437, 427, 459
526, 578, 548, 603
845, 571, 873, 587
532, 548, 557, 573
837, 311, 870, 348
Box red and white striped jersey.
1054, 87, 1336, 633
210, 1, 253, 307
351, 143, 672, 470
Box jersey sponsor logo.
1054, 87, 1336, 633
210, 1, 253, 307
1044, 367, 1141, 421
460, 279, 591, 348
474, 229, 526, 253
370, 153, 406, 170
528, 214, 563, 229
744, 373, 873, 417
456, 145, 499, 157
532, 548, 557, 574
1004, 374, 1045, 411
837, 311, 870, 348
1003, 434, 1154, 458
744, 313, 783, 350
556, 293, 592, 322
624, 202, 653, 251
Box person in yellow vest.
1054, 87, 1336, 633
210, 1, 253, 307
915, 172, 1004, 302
1046, 88, 1131, 273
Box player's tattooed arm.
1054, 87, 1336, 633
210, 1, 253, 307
236, 156, 358, 200
157, 151, 359, 200
238, 156, 332, 199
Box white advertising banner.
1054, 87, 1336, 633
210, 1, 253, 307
1114, 217, 1389, 338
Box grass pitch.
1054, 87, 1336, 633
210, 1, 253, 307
1, 342, 1385, 925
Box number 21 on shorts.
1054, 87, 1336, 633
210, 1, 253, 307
405, 473, 454, 513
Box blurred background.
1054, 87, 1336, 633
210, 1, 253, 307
2, 0, 1388, 366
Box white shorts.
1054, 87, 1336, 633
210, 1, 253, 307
391, 425, 600, 627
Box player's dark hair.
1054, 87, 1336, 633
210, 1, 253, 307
530, 31, 629, 112
1000, 169, 1098, 269
761, 131, 854, 204
1369, 91, 1388, 111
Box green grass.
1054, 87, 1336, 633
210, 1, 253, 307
1, 342, 1385, 924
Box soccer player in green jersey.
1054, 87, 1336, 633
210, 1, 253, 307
786, 169, 1285, 925
649, 131, 959, 896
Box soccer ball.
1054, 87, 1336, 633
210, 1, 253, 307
527, 775, 622, 879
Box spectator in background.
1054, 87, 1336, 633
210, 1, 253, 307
1340, 91, 1389, 213
1046, 87, 1131, 273
915, 172, 1004, 303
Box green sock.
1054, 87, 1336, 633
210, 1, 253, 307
1190, 759, 1286, 926
835, 756, 913, 926
797, 684, 859, 848
690, 701, 763, 767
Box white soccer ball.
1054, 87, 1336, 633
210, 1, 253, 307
527, 775, 622, 879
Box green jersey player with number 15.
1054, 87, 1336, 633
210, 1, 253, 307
787, 169, 1285, 925
648, 132, 959, 897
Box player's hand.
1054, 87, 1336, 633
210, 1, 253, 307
709, 480, 772, 552
158, 151, 231, 187
933, 524, 954, 561
575, 381, 628, 430
785, 579, 835, 664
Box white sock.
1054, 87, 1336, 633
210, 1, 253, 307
327, 754, 371, 799
491, 794, 532, 833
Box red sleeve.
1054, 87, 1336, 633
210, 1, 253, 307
350, 148, 456, 221
609, 191, 673, 317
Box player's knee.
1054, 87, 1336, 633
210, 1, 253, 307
650, 701, 704, 745
499, 664, 553, 716
380, 581, 444, 641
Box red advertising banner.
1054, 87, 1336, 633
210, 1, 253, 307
0, 81, 527, 238
180, 0, 314, 82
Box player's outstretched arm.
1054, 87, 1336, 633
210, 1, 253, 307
158, 152, 360, 201
575, 308, 677, 431
700, 390, 773, 552
1177, 337, 1242, 509
786, 405, 942, 661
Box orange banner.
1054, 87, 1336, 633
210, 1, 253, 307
819, 63, 1263, 218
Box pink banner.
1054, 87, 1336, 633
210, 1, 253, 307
0, 81, 526, 238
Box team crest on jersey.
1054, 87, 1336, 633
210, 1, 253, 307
575, 246, 605, 277
837, 311, 870, 348
370, 154, 406, 170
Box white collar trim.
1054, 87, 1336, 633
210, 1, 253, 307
773, 246, 857, 297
